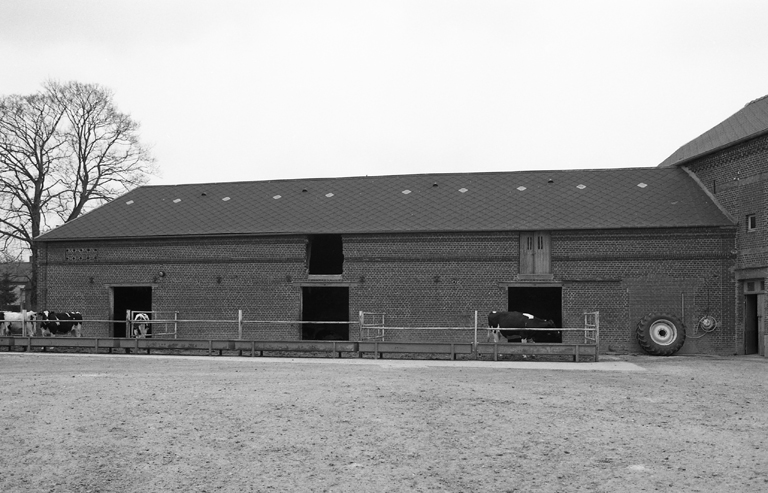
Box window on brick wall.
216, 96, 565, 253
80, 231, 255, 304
746, 214, 757, 232
519, 231, 551, 274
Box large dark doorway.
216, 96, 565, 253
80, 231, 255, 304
301, 286, 349, 340
113, 286, 152, 337
745, 294, 758, 354
507, 286, 562, 342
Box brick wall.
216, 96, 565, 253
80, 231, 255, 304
38, 226, 736, 354
345, 232, 512, 344
344, 228, 734, 353
683, 133, 767, 273
38, 236, 307, 340
562, 281, 626, 352
681, 132, 767, 354
553, 229, 735, 354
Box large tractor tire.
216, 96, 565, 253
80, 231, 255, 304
636, 313, 686, 356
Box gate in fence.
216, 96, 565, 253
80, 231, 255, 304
584, 311, 599, 348
359, 311, 385, 341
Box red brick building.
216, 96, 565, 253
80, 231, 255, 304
36, 167, 736, 355
659, 94, 768, 355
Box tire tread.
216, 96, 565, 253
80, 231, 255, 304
636, 312, 686, 356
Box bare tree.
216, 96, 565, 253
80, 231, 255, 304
45, 81, 155, 222
0, 81, 155, 307
0, 92, 67, 256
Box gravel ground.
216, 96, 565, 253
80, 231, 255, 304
1, 352, 767, 492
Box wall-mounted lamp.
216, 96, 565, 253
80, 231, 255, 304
158, 271, 166, 278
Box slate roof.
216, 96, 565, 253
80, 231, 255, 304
36, 167, 734, 242
659, 94, 768, 167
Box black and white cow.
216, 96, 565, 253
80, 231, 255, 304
0, 311, 37, 337
132, 312, 151, 338
487, 311, 556, 343
38, 311, 83, 337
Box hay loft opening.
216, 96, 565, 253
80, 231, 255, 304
307, 234, 343, 275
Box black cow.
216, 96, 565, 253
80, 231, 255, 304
487, 311, 556, 343
38, 311, 83, 337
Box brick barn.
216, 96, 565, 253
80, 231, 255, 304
35, 166, 736, 355
658, 94, 768, 355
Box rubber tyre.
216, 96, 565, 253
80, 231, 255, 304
636, 313, 686, 356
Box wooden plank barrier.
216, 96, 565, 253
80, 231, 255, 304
1, 337, 597, 361
475, 342, 598, 362
0, 337, 358, 358
358, 342, 474, 360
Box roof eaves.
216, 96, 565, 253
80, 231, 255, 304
34, 223, 735, 243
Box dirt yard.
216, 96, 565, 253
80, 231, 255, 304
1, 352, 767, 493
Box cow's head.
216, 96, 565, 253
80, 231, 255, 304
38, 310, 60, 328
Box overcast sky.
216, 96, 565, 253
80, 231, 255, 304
2, 0, 768, 186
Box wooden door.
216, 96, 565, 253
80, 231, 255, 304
520, 231, 550, 274
520, 232, 535, 274
534, 232, 551, 274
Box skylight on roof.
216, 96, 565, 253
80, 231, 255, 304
458, 188, 468, 193
577, 184, 586, 190
325, 193, 334, 198
517, 186, 526, 191
637, 183, 648, 188
402, 190, 411, 195
273, 195, 282, 199
173, 198, 181, 203
126, 200, 134, 205
222, 197, 231, 201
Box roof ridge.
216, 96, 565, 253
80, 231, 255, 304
745, 94, 768, 107
142, 166, 664, 189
